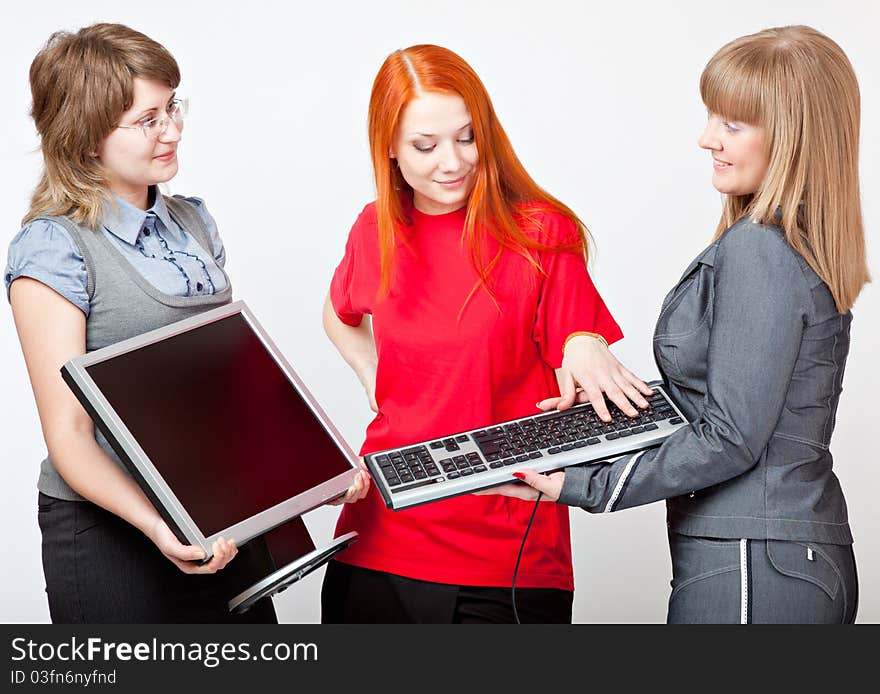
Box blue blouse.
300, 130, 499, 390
4, 189, 227, 316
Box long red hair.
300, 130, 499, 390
368, 44, 590, 301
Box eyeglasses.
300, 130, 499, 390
116, 98, 188, 139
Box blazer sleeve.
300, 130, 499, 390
557, 222, 811, 512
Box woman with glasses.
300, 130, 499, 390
5, 23, 276, 623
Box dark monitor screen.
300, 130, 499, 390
83, 312, 354, 537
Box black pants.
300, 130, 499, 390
321, 560, 573, 623
38, 493, 277, 623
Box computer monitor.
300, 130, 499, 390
61, 300, 359, 560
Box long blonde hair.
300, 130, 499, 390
700, 25, 869, 313
25, 23, 180, 230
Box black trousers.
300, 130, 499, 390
37, 493, 277, 623
321, 560, 573, 624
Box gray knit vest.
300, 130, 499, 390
35, 196, 232, 501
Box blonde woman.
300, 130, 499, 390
489, 26, 869, 623
5, 24, 276, 622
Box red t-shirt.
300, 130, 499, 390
329, 200, 623, 590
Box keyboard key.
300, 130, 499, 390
456, 435, 470, 443
618, 430, 632, 438
472, 465, 487, 473
548, 447, 562, 454
573, 440, 587, 448
586, 438, 600, 445
528, 451, 543, 459
447, 472, 461, 479
445, 442, 460, 452
489, 462, 504, 469
516, 454, 530, 462
630, 426, 645, 434
670, 417, 683, 425
460, 469, 474, 476
430, 441, 444, 449
644, 423, 659, 431
561, 443, 575, 451
502, 458, 517, 466
386, 476, 402, 487
606, 433, 620, 440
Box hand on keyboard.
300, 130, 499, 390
473, 469, 564, 502
547, 337, 653, 421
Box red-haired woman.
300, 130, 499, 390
321, 45, 652, 623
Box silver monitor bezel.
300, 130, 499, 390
62, 300, 359, 558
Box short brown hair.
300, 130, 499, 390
25, 23, 180, 229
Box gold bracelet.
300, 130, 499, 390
563, 331, 608, 353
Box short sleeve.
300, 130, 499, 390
531, 212, 623, 368
5, 219, 90, 316
176, 196, 225, 267
329, 205, 378, 327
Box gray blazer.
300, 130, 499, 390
558, 218, 853, 544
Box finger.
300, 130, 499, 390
210, 537, 231, 566
604, 382, 638, 417
164, 539, 206, 563
167, 554, 198, 573
624, 370, 654, 397
512, 470, 562, 501
339, 470, 370, 504
344, 481, 362, 503
536, 396, 564, 411
356, 471, 371, 499
473, 482, 540, 501
584, 384, 611, 421
614, 375, 650, 410
556, 371, 577, 410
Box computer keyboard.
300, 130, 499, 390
364, 384, 687, 510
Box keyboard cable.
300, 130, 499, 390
511, 491, 544, 624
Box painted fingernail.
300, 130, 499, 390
512, 472, 526, 480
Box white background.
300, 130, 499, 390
1, 0, 877, 623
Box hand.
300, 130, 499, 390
148, 518, 238, 574
358, 365, 378, 413
545, 336, 653, 421
327, 460, 371, 506
474, 469, 565, 501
